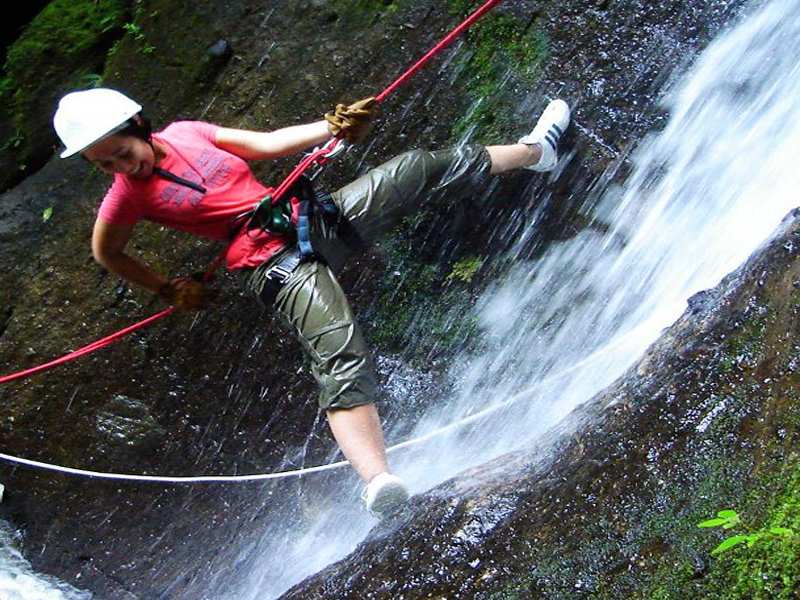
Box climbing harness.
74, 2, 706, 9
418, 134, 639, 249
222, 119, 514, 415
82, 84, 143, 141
243, 174, 328, 259
257, 247, 305, 307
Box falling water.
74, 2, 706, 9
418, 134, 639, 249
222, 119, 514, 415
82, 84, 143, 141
398, 0, 800, 490
0, 521, 91, 600
223, 0, 800, 596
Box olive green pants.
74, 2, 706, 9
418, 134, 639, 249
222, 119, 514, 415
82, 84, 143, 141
247, 144, 492, 410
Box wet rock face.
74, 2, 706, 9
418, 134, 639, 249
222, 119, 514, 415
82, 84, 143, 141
94, 395, 167, 455
284, 211, 800, 598
0, 0, 765, 598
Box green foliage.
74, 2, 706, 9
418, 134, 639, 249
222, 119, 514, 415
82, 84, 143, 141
642, 454, 800, 599
1, 130, 24, 152
0, 0, 127, 174
697, 509, 741, 530
77, 73, 105, 89
701, 464, 800, 599
446, 255, 483, 283
42, 207, 53, 223
2, 0, 126, 91
618, 386, 800, 600
4, 1, 123, 70
698, 508, 795, 557
123, 22, 143, 36
122, 20, 156, 55
448, 2, 549, 142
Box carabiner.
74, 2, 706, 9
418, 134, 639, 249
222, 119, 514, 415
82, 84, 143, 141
305, 140, 350, 181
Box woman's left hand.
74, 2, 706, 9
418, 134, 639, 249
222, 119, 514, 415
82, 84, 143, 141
158, 275, 219, 311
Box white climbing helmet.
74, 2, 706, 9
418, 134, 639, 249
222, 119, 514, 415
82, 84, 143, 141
53, 88, 143, 158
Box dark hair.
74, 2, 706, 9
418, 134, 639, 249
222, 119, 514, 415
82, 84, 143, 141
116, 114, 153, 143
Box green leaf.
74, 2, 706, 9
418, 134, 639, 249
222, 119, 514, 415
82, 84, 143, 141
717, 510, 739, 519
711, 535, 748, 556
42, 206, 53, 222
769, 527, 794, 537
698, 518, 728, 528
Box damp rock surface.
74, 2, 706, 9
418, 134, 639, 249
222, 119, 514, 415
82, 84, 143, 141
94, 395, 167, 454
0, 0, 790, 598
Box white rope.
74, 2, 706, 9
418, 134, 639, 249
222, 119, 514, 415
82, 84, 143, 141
0, 323, 649, 485
0, 451, 347, 483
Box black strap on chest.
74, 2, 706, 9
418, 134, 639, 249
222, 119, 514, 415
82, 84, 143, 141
153, 167, 207, 194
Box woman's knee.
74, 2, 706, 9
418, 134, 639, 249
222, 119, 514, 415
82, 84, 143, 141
315, 361, 379, 410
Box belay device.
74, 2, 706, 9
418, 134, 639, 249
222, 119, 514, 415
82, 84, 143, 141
242, 139, 360, 260
244, 174, 342, 260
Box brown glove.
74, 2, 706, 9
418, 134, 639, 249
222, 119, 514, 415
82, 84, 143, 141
158, 275, 219, 311
324, 96, 379, 143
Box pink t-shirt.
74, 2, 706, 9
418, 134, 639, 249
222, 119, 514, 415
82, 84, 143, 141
97, 120, 290, 269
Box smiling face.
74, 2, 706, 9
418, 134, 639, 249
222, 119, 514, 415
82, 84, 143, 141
82, 132, 157, 179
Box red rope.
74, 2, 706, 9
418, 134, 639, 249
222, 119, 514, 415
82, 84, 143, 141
0, 0, 502, 385
0, 308, 175, 385
376, 0, 502, 103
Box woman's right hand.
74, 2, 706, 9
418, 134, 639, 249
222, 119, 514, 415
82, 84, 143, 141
324, 97, 379, 143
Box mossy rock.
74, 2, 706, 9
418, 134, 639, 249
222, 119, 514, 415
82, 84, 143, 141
447, 1, 549, 143
0, 0, 130, 192
100, 0, 229, 124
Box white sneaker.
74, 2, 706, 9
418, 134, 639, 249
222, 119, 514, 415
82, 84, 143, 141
362, 472, 409, 517
518, 99, 571, 172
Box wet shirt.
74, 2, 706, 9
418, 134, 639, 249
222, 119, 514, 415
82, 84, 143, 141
97, 120, 290, 270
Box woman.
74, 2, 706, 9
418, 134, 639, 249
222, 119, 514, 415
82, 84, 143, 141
52, 87, 570, 517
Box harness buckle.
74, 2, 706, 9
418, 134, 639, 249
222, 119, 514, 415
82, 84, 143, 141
259, 247, 304, 307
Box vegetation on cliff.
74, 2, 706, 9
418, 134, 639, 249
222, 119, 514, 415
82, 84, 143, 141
0, 0, 129, 189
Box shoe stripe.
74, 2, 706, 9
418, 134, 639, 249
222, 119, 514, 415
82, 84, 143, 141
552, 123, 563, 136
545, 132, 558, 149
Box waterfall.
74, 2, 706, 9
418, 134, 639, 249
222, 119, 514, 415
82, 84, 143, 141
227, 0, 800, 596
400, 0, 800, 490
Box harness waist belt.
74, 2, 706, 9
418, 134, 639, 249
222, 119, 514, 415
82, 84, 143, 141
259, 247, 303, 306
